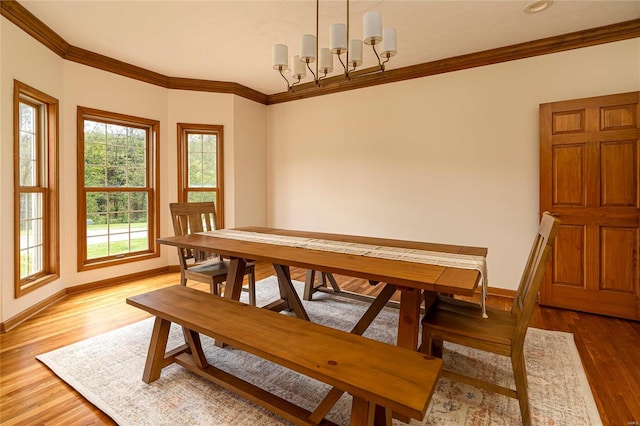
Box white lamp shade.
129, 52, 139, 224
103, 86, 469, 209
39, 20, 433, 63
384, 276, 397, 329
381, 28, 397, 57
363, 11, 382, 45
300, 34, 316, 62
291, 55, 307, 79
272, 44, 289, 70
349, 39, 363, 66
319, 48, 333, 73
330, 23, 347, 53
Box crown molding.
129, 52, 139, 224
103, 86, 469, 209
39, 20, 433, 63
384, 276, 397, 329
2, 0, 639, 106
266, 18, 640, 104
0, 0, 267, 104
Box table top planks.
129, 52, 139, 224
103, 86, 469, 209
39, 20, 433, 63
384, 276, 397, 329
157, 226, 487, 296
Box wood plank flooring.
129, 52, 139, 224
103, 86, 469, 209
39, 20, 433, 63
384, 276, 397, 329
1, 263, 639, 425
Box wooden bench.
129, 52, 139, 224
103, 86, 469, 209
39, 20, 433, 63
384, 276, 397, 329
127, 285, 442, 425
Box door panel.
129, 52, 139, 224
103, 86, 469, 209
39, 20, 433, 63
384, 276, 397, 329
540, 91, 640, 320
601, 141, 636, 206
553, 225, 585, 287
553, 145, 585, 206
600, 226, 636, 293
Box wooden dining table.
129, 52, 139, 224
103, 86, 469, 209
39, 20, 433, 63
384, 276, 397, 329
157, 226, 488, 351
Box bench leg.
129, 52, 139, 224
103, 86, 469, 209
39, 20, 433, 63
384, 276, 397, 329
142, 317, 171, 383
350, 397, 391, 426
184, 327, 209, 369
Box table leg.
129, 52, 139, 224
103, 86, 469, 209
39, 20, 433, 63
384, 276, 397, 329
224, 257, 247, 301
396, 287, 422, 350
273, 264, 310, 321
350, 283, 396, 336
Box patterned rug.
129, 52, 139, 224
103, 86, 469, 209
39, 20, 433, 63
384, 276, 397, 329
37, 276, 601, 425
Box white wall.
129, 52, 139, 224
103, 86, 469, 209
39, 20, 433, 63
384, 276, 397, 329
266, 38, 640, 291
1, 18, 65, 321
233, 96, 267, 227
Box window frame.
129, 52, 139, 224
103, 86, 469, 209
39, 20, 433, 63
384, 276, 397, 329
13, 80, 60, 297
77, 106, 160, 271
177, 123, 224, 228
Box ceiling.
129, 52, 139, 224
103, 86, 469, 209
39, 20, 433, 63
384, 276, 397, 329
18, 0, 640, 95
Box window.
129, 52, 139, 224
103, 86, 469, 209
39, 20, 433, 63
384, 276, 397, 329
77, 107, 160, 270
14, 80, 59, 297
177, 123, 224, 227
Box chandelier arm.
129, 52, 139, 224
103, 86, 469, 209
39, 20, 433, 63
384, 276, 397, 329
372, 43, 382, 68
337, 53, 348, 77
290, 75, 302, 90
278, 67, 292, 91
306, 62, 318, 83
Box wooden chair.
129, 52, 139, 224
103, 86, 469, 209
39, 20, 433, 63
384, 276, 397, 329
303, 270, 341, 300
169, 202, 256, 306
421, 212, 560, 426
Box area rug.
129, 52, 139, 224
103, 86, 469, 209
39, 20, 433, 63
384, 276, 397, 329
37, 276, 601, 425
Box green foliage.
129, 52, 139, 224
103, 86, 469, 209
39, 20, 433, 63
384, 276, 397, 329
84, 120, 147, 188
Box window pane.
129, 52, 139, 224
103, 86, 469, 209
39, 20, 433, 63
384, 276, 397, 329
188, 134, 202, 152
85, 165, 106, 187
19, 192, 43, 278
187, 191, 216, 204
107, 124, 128, 146
202, 134, 216, 153
87, 192, 108, 214
130, 192, 148, 212
19, 115, 37, 186
85, 143, 106, 166
84, 121, 106, 143
128, 168, 146, 187
106, 166, 126, 186
202, 154, 216, 187
127, 138, 146, 168
87, 235, 108, 260
106, 143, 127, 167
188, 152, 203, 187
20, 103, 35, 131
19, 159, 35, 187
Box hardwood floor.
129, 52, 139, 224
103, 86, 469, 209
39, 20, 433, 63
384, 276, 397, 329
1, 263, 639, 425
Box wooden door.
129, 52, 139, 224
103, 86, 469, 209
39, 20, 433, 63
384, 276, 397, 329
539, 92, 640, 320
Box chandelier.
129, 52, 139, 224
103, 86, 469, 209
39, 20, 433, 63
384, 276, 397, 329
272, 0, 397, 91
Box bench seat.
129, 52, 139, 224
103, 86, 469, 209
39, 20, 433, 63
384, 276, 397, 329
127, 285, 442, 425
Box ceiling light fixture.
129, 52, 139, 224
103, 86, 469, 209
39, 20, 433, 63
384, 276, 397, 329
524, 0, 553, 14
272, 0, 397, 92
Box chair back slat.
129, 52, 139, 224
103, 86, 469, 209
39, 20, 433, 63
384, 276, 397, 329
169, 202, 220, 263
511, 212, 560, 346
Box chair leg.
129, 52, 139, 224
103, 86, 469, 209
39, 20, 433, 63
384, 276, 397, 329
420, 328, 442, 357
209, 279, 219, 296
248, 268, 256, 306
512, 351, 531, 426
